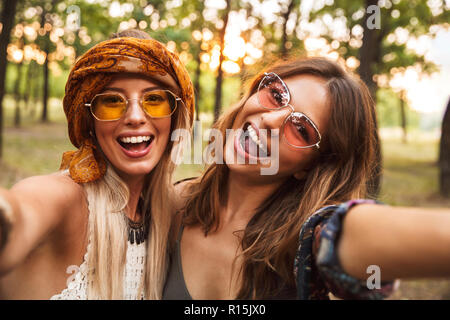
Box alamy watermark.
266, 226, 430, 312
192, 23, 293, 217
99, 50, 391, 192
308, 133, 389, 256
66, 265, 80, 286
366, 5, 381, 30
170, 121, 281, 175
366, 265, 381, 289
66, 5, 81, 32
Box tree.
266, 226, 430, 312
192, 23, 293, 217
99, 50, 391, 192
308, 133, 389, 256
280, 0, 299, 58
39, 0, 60, 123
399, 90, 407, 143
358, 0, 379, 98
0, 0, 19, 159
440, 98, 450, 198
309, 0, 449, 100
243, 0, 304, 64
305, 0, 450, 197
178, 0, 207, 122
11, 0, 120, 124
213, 0, 231, 122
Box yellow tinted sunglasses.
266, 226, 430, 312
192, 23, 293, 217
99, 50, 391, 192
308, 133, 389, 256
85, 89, 183, 121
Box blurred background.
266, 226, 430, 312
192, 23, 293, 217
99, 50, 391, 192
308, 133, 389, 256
0, 0, 449, 299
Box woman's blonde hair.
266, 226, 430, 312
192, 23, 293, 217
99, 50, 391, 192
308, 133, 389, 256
76, 29, 191, 299
183, 57, 380, 299
82, 100, 190, 299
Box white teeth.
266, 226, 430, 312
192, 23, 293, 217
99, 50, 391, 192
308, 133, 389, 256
120, 136, 151, 144
247, 126, 264, 149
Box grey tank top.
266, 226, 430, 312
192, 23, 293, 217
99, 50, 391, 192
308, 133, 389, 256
162, 225, 192, 300
162, 224, 297, 300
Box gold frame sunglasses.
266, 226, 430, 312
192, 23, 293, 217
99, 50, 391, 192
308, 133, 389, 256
85, 89, 183, 121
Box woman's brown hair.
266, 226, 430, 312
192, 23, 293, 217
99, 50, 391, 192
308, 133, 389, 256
183, 57, 380, 299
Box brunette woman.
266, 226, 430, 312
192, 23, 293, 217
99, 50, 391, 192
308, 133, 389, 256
163, 57, 450, 300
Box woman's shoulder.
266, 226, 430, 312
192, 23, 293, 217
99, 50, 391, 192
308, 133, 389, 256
10, 171, 85, 212
174, 176, 198, 191
173, 176, 199, 210
12, 170, 80, 191
170, 177, 199, 243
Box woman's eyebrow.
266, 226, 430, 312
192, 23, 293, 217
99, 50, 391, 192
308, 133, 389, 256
287, 86, 321, 129
103, 86, 165, 93
102, 87, 126, 93
150, 78, 180, 94
142, 86, 167, 93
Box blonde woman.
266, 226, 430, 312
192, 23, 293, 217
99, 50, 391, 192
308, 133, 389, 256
0, 30, 194, 299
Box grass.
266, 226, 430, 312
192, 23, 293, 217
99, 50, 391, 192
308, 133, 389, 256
0, 122, 204, 188
379, 136, 449, 208
1, 115, 449, 299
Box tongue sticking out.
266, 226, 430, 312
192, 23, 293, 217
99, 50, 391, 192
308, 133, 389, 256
240, 127, 269, 158
244, 135, 261, 157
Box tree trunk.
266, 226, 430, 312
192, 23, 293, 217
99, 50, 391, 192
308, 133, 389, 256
41, 41, 50, 123
358, 0, 379, 100
213, 0, 231, 122
194, 45, 201, 122
31, 62, 41, 119
359, 0, 382, 198
14, 59, 23, 128
280, 0, 295, 58
39, 0, 59, 123
239, 62, 247, 97
24, 60, 36, 113
40, 6, 50, 123
0, 0, 18, 159
439, 98, 450, 198
400, 91, 407, 143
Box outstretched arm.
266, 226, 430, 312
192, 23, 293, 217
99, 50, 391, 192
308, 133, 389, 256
338, 204, 450, 281
0, 173, 83, 276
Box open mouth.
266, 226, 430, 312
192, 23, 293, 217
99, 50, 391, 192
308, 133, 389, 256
239, 122, 269, 158
117, 135, 154, 153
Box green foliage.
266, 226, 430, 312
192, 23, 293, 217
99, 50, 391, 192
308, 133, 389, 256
49, 67, 69, 98
379, 137, 449, 207
197, 72, 242, 114
3, 124, 72, 177
3, 0, 448, 131
377, 88, 420, 129
4, 62, 16, 94
309, 0, 447, 75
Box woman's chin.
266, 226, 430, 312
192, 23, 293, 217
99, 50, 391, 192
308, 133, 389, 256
113, 163, 157, 181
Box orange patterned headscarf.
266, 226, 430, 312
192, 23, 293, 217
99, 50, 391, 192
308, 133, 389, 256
60, 37, 194, 183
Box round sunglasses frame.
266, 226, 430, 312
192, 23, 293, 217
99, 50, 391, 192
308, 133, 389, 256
257, 72, 322, 149
85, 89, 184, 122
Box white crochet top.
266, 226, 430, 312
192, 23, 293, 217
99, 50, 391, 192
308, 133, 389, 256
50, 239, 147, 300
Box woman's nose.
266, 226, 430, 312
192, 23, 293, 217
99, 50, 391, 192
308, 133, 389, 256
260, 105, 293, 131
123, 98, 147, 126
